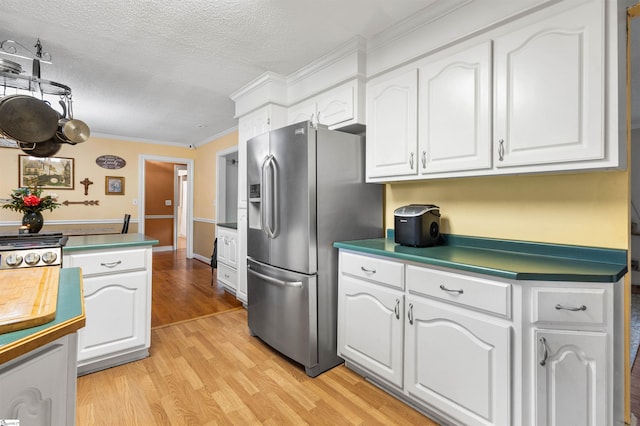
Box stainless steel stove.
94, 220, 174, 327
0, 232, 67, 269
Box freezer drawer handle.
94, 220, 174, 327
247, 265, 303, 288
100, 260, 122, 268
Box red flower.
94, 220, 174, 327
23, 195, 41, 207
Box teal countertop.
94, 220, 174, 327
63, 233, 159, 252
334, 232, 627, 283
217, 222, 237, 230
0, 267, 85, 363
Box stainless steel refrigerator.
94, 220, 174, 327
246, 121, 382, 377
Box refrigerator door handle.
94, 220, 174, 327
247, 264, 303, 288
261, 154, 273, 238
270, 155, 279, 238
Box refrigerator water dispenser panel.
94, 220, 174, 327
249, 184, 261, 201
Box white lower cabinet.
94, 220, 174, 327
532, 329, 607, 426
0, 334, 78, 425
338, 275, 404, 388
405, 296, 511, 426
63, 246, 152, 375
337, 250, 622, 426
216, 226, 238, 293
78, 271, 148, 364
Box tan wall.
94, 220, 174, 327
193, 131, 239, 258
144, 161, 180, 246
0, 136, 196, 231
386, 170, 628, 250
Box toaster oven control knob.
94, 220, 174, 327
5, 254, 23, 267
42, 251, 58, 264
25, 252, 41, 265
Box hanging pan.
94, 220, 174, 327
0, 95, 59, 143
56, 99, 90, 144
19, 137, 62, 158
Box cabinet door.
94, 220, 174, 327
533, 329, 608, 426
494, 1, 604, 168
287, 99, 316, 125
236, 209, 248, 303
366, 69, 418, 179
77, 271, 148, 364
216, 228, 229, 265
0, 335, 77, 426
405, 296, 511, 426
338, 275, 404, 388
419, 42, 492, 174
316, 83, 355, 127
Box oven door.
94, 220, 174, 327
247, 257, 317, 368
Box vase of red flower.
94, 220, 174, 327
2, 187, 60, 233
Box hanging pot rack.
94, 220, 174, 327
0, 38, 72, 98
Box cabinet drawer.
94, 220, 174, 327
406, 265, 511, 318
340, 252, 404, 290
217, 263, 237, 288
66, 248, 148, 276
532, 287, 606, 326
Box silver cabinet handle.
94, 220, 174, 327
421, 150, 426, 169
408, 303, 414, 325
360, 266, 376, 274
539, 337, 549, 366
439, 284, 464, 295
409, 152, 414, 169
498, 139, 505, 161
100, 260, 122, 268
224, 273, 230, 279
555, 304, 587, 311
394, 299, 400, 320
247, 265, 302, 288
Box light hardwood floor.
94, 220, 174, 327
76, 250, 439, 425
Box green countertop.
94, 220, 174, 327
217, 222, 237, 230
63, 233, 159, 252
334, 232, 627, 283
0, 267, 85, 363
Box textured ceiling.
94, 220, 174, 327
0, 0, 437, 146
1, 2, 638, 148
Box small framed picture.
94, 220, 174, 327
105, 176, 125, 195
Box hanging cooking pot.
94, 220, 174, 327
56, 99, 90, 144
19, 137, 62, 157
0, 95, 59, 143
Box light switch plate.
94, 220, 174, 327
165, 200, 172, 206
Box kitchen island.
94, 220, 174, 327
334, 232, 626, 426
63, 233, 158, 375
0, 267, 85, 425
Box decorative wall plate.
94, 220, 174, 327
95, 155, 126, 169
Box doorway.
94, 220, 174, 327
215, 146, 239, 223
138, 154, 194, 258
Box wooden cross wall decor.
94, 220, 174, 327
80, 178, 94, 196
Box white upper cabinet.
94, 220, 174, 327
364, 0, 623, 183
493, 1, 604, 168
288, 81, 358, 128
366, 68, 418, 179
418, 41, 492, 174
237, 105, 287, 208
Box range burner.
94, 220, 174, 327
0, 232, 67, 269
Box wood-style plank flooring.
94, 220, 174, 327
76, 249, 438, 425
151, 249, 242, 328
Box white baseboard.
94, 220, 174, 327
152, 246, 174, 252
193, 253, 211, 264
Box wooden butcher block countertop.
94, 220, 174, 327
0, 267, 59, 334
0, 267, 85, 364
